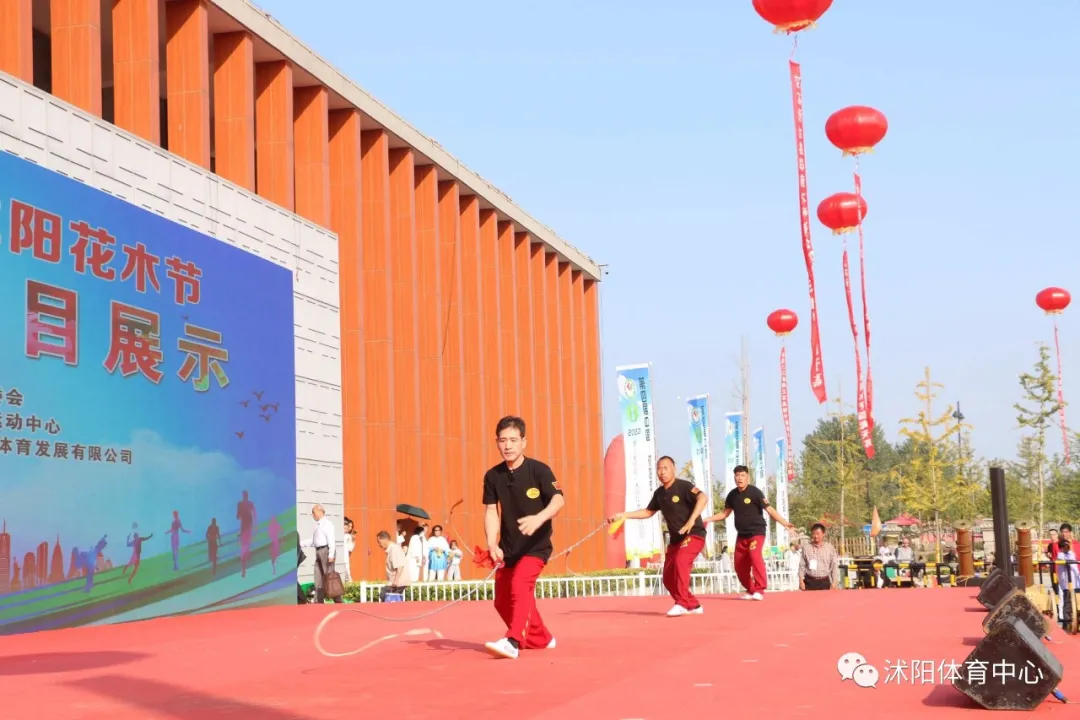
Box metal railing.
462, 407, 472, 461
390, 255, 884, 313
354, 567, 799, 603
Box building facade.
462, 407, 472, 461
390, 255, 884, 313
0, 0, 606, 581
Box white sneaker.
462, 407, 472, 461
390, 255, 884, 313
546, 638, 556, 649
688, 606, 704, 615
751, 592, 764, 601
667, 605, 689, 617
484, 638, 519, 659
742, 594, 755, 600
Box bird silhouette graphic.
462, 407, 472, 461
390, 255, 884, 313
259, 403, 272, 412
238, 399, 250, 408
260, 413, 271, 423
269, 402, 279, 413
235, 431, 245, 439
252, 390, 265, 401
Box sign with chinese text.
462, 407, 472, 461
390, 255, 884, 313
723, 412, 743, 550
0, 151, 298, 635
616, 363, 662, 562
775, 438, 790, 550
685, 394, 715, 555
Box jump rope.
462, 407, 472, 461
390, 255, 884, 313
312, 506, 621, 658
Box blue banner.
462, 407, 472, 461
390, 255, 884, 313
753, 427, 770, 552
775, 438, 790, 550
0, 151, 298, 635
723, 411, 743, 550
616, 364, 661, 560
686, 395, 715, 553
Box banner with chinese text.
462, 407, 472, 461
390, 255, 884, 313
616, 364, 662, 561
686, 395, 715, 555
775, 438, 791, 550
723, 411, 743, 550
0, 151, 298, 635
753, 427, 770, 552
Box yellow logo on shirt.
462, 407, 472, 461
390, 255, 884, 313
744, 497, 752, 504
526, 487, 540, 499
672, 496, 680, 503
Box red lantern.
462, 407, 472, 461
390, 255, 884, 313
752, 0, 833, 33
767, 309, 799, 336
825, 106, 889, 156
1037, 287, 1071, 315
817, 192, 868, 235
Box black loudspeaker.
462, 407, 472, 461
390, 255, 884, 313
983, 588, 1051, 639
977, 568, 1025, 610
954, 615, 1063, 710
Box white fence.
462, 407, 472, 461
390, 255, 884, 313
355, 568, 799, 604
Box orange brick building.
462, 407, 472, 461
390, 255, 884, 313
0, 0, 606, 579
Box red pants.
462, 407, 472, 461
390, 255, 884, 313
734, 535, 768, 594
663, 535, 704, 609
494, 556, 552, 649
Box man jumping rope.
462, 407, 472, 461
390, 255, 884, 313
703, 464, 796, 601
483, 416, 565, 660
611, 456, 709, 616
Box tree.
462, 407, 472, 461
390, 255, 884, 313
1015, 343, 1063, 531
896, 367, 968, 561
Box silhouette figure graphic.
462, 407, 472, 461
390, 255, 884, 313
74, 536, 108, 593
166, 511, 190, 571
268, 516, 282, 574
237, 491, 257, 578
122, 523, 153, 584
205, 519, 222, 575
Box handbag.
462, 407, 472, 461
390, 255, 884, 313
324, 564, 345, 600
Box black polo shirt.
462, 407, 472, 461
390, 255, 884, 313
647, 479, 707, 545
482, 457, 563, 566
725, 484, 769, 538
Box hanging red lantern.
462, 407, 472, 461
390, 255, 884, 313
1037, 287, 1071, 315
825, 106, 889, 156
767, 309, 798, 336
768, 308, 799, 482
752, 0, 833, 33
1036, 286, 1072, 463
817, 192, 868, 235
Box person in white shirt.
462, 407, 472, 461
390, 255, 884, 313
342, 516, 356, 583
407, 526, 428, 583
426, 525, 451, 581
300, 504, 341, 603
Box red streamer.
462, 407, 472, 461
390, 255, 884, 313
1054, 321, 1070, 464
854, 170, 874, 432
473, 546, 495, 569
781, 345, 796, 481
790, 60, 827, 405
843, 242, 875, 459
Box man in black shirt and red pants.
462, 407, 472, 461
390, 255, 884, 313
704, 464, 796, 601
613, 456, 709, 617
482, 416, 565, 660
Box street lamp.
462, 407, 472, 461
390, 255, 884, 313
952, 403, 965, 458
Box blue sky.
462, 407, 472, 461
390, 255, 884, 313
255, 0, 1080, 464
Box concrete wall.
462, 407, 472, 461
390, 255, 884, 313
0, 73, 343, 583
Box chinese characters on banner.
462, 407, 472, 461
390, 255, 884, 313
13, 201, 230, 395
0, 386, 133, 464
0, 384, 133, 462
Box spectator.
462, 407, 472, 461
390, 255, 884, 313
378, 530, 410, 602
407, 526, 427, 583
427, 525, 450, 581
799, 523, 839, 591
447, 540, 464, 580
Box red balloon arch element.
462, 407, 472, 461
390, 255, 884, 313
1037, 287, 1072, 464
825, 106, 889, 157
752, 0, 834, 34
768, 309, 799, 481
817, 193, 868, 235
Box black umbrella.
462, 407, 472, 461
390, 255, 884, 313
396, 503, 430, 520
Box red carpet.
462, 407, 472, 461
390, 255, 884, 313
1, 589, 1077, 719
